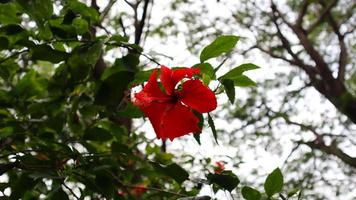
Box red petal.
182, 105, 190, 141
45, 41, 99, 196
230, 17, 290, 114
140, 102, 173, 139
134, 69, 169, 107
160, 65, 175, 95
179, 80, 217, 113
172, 67, 200, 85
160, 65, 200, 95
161, 103, 201, 141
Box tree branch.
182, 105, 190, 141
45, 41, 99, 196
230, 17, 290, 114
271, 2, 335, 83
100, 0, 118, 23
301, 139, 356, 168
306, 0, 338, 33
296, 0, 310, 26
119, 17, 128, 37
318, 0, 347, 81
62, 181, 80, 200
135, 0, 150, 45
268, 8, 320, 83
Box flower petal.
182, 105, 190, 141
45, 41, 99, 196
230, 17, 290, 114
172, 67, 200, 85
134, 69, 168, 107
160, 65, 200, 95
161, 103, 201, 141
179, 80, 217, 113
140, 102, 173, 139
160, 65, 175, 95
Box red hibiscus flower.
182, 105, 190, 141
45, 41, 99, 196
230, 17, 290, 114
214, 161, 225, 174
131, 183, 147, 196
133, 65, 217, 141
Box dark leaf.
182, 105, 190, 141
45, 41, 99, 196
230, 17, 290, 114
10, 174, 36, 200
30, 44, 68, 63
241, 186, 261, 200
47, 187, 69, 200
67, 0, 99, 24
83, 127, 113, 142
117, 102, 144, 118
193, 111, 204, 145
207, 113, 218, 144
15, 70, 47, 99
95, 71, 135, 106
264, 168, 284, 197
67, 41, 103, 81
207, 171, 239, 192
152, 162, 189, 184
221, 79, 235, 104
95, 171, 115, 198
16, 0, 53, 23
0, 36, 9, 50
111, 141, 131, 155
0, 24, 25, 35
129, 69, 154, 87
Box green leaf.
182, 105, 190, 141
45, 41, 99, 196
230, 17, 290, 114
200, 35, 239, 62
193, 63, 216, 84
72, 17, 89, 35
241, 186, 261, 200
0, 126, 13, 139
287, 188, 300, 198
207, 171, 240, 192
30, 44, 68, 63
95, 71, 135, 106
193, 132, 201, 145
15, 70, 47, 99
207, 113, 218, 144
67, 0, 100, 24
47, 188, 69, 200
264, 168, 284, 197
111, 141, 131, 155
49, 18, 77, 39
0, 3, 20, 25
94, 171, 115, 198
10, 174, 36, 200
16, 0, 53, 23
152, 162, 189, 184
117, 102, 143, 118
129, 69, 154, 87
220, 63, 259, 79
193, 111, 204, 145
233, 75, 257, 87
0, 36, 9, 50
0, 24, 25, 35
221, 79, 235, 104
38, 23, 53, 40
0, 89, 11, 106
109, 34, 129, 43
83, 127, 113, 142
67, 41, 103, 81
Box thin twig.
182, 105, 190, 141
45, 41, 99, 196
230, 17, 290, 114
106, 169, 188, 198
0, 49, 29, 65
62, 181, 80, 200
